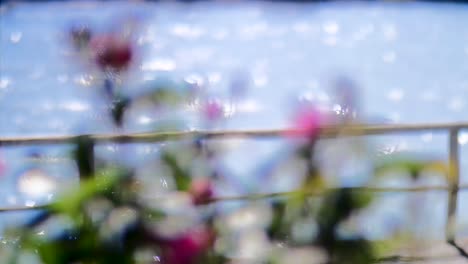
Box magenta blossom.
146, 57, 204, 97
202, 101, 224, 122
285, 106, 324, 139
188, 178, 213, 205
89, 35, 133, 72
162, 226, 215, 264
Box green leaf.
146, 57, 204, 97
161, 152, 191, 191
51, 167, 126, 216
374, 156, 447, 180
136, 78, 191, 107
317, 188, 372, 232
267, 200, 288, 240
331, 238, 374, 264
150, 88, 185, 105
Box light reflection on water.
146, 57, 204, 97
0, 1, 467, 240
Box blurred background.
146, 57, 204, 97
0, 0, 468, 263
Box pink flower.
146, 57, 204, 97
89, 35, 133, 72
188, 178, 213, 205
162, 226, 215, 264
285, 106, 323, 139
202, 101, 224, 122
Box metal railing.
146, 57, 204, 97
0, 121, 467, 242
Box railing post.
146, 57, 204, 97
446, 128, 460, 243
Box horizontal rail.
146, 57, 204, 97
0, 121, 467, 146
0, 121, 466, 243
1, 184, 468, 212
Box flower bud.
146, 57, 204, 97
285, 106, 324, 140
90, 35, 133, 72
188, 178, 213, 205
202, 101, 224, 122
163, 226, 215, 264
